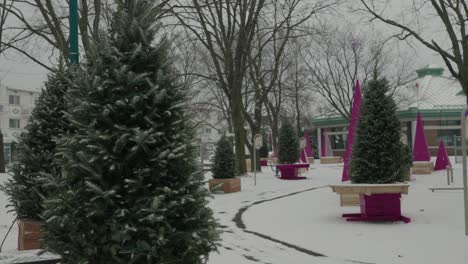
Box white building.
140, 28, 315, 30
0, 85, 40, 163
194, 109, 229, 160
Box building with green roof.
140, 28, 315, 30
311, 65, 465, 156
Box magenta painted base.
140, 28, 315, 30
342, 194, 411, 223
260, 160, 268, 166
276, 163, 310, 180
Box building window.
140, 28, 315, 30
9, 95, 20, 105
9, 119, 20, 129
437, 129, 461, 147
205, 128, 212, 134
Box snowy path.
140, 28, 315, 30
207, 166, 370, 264
208, 161, 468, 264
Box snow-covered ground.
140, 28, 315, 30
208, 158, 468, 264
0, 159, 467, 264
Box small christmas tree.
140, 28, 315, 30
350, 79, 406, 183
1, 64, 71, 220
211, 135, 236, 179
278, 121, 299, 164
259, 135, 269, 159
41, 1, 218, 263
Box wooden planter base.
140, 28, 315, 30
209, 178, 241, 193
340, 193, 360, 206
18, 219, 43, 251
320, 156, 342, 164
307, 157, 315, 164
412, 161, 433, 175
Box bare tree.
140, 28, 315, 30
359, 0, 468, 104
170, 0, 270, 174
0, 0, 115, 70
303, 25, 415, 119
241, 0, 334, 170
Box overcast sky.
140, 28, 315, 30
0, 0, 447, 90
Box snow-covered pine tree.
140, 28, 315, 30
41, 1, 219, 263
350, 79, 406, 183
211, 135, 236, 179
259, 135, 269, 159
278, 121, 299, 164
1, 64, 71, 220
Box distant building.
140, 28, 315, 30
0, 85, 40, 163
194, 109, 229, 160
312, 65, 465, 156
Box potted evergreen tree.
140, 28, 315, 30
40, 1, 219, 263
259, 135, 269, 166
1, 65, 71, 250
331, 79, 411, 223
276, 121, 309, 179
209, 135, 240, 193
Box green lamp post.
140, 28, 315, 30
69, 0, 79, 64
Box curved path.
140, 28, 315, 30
207, 170, 374, 264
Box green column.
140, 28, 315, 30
69, 0, 79, 64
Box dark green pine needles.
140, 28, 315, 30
350, 79, 407, 184
211, 135, 236, 179
1, 65, 71, 220
278, 121, 299, 164
41, 1, 219, 263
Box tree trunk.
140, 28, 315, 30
231, 86, 246, 175
0, 132, 5, 173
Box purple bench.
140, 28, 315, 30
276, 163, 310, 180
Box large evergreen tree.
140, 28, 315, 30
41, 1, 218, 263
1, 65, 71, 219
350, 79, 406, 183
278, 121, 299, 164
211, 135, 236, 179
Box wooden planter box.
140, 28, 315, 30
340, 193, 360, 206
209, 178, 241, 193
276, 163, 309, 180
412, 161, 433, 175
330, 183, 410, 223
320, 156, 342, 164
18, 218, 43, 251
307, 157, 315, 164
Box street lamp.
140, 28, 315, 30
69, 0, 79, 64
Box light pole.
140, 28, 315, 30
69, 0, 79, 64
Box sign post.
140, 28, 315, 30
461, 107, 468, 236
254, 134, 263, 186
69, 0, 79, 64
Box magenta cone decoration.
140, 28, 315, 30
413, 112, 431, 161
342, 80, 362, 181
434, 140, 451, 170
304, 132, 314, 157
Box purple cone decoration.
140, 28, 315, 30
342, 80, 362, 182
434, 140, 451, 170
413, 112, 431, 161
